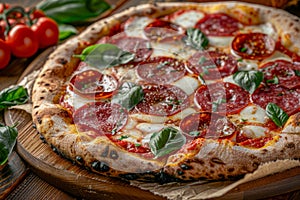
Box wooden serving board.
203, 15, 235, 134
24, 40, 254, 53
3, 46, 300, 200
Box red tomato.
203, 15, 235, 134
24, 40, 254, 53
0, 39, 11, 69
0, 3, 10, 13
6, 24, 39, 58
31, 17, 59, 49
30, 9, 46, 20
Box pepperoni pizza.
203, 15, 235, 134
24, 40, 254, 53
32, 2, 300, 182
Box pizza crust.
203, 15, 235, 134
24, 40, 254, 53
32, 2, 300, 182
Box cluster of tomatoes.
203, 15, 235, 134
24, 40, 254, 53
0, 3, 59, 69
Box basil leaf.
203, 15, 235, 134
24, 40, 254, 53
0, 86, 29, 110
266, 103, 289, 127
74, 44, 135, 69
183, 28, 209, 50
59, 24, 78, 41
149, 127, 186, 158
0, 124, 18, 165
111, 82, 144, 110
294, 70, 300, 76
233, 70, 263, 94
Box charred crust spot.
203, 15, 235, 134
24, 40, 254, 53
33, 105, 39, 109
39, 135, 47, 143
91, 161, 110, 172
227, 168, 235, 173
211, 157, 225, 165
32, 123, 37, 129
285, 142, 295, 149
196, 159, 205, 165
44, 83, 50, 87
295, 27, 299, 32
37, 117, 42, 124
101, 145, 109, 157
261, 149, 268, 154
218, 174, 225, 179
119, 173, 139, 181
110, 150, 119, 160
180, 164, 192, 170
249, 154, 257, 160
56, 58, 68, 65
39, 97, 45, 100
177, 170, 184, 175
155, 170, 179, 184
76, 156, 84, 164
51, 144, 59, 154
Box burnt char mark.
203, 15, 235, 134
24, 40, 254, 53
155, 170, 179, 184
119, 173, 139, 181
91, 161, 110, 172
211, 157, 225, 165
76, 156, 84, 164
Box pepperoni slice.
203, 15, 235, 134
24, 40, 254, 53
69, 69, 118, 99
187, 51, 238, 80
97, 32, 153, 62
231, 33, 275, 60
74, 102, 128, 135
251, 85, 300, 115
194, 82, 250, 114
135, 84, 189, 116
180, 112, 238, 139
195, 13, 241, 36
238, 137, 273, 148
144, 19, 185, 41
136, 56, 186, 84
260, 60, 300, 89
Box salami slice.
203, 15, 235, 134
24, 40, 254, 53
180, 112, 238, 139
187, 51, 238, 80
69, 69, 118, 99
195, 13, 241, 36
260, 60, 300, 89
144, 19, 185, 41
135, 84, 189, 116
251, 85, 300, 115
74, 102, 128, 135
231, 33, 275, 60
194, 82, 250, 114
97, 33, 153, 62
136, 56, 186, 84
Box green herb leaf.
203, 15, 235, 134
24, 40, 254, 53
149, 127, 186, 158
59, 24, 78, 41
188, 131, 200, 137
111, 82, 144, 110
183, 28, 209, 50
240, 47, 248, 53
266, 76, 279, 84
233, 70, 263, 94
294, 70, 300, 76
119, 135, 129, 140
74, 44, 135, 69
37, 0, 111, 24
0, 86, 29, 110
0, 124, 18, 165
266, 103, 289, 127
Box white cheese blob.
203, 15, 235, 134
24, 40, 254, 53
208, 36, 234, 47
124, 16, 154, 39
136, 123, 165, 133
241, 125, 268, 138
172, 76, 200, 95
170, 10, 205, 28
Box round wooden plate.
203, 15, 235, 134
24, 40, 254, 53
4, 43, 300, 200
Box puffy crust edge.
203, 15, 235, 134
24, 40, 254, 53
32, 2, 300, 182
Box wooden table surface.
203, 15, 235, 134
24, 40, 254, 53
1, 0, 300, 199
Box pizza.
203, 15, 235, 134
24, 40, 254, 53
31, 2, 300, 183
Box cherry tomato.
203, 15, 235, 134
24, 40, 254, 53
0, 39, 11, 69
30, 9, 46, 20
0, 3, 10, 13
31, 17, 59, 49
6, 24, 39, 58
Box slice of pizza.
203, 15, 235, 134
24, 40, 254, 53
32, 2, 300, 183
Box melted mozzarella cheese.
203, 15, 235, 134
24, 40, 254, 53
208, 36, 233, 47
170, 10, 205, 28
64, 88, 95, 110
130, 113, 167, 123
151, 41, 196, 60
136, 123, 165, 133
124, 16, 154, 39
241, 125, 267, 138
229, 104, 267, 124
241, 23, 278, 40
260, 51, 292, 65
170, 108, 197, 121
172, 76, 200, 95
237, 59, 259, 70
